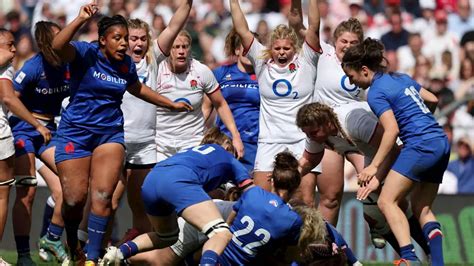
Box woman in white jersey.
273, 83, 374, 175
117, 0, 193, 243
154, 30, 244, 161
230, 0, 322, 199
0, 29, 50, 260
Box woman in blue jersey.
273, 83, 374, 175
103, 127, 252, 265
0, 28, 51, 265
342, 38, 449, 265
210, 28, 260, 172
51, 3, 192, 264
9, 21, 70, 264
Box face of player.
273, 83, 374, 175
100, 25, 129, 62
342, 66, 372, 89
334, 31, 360, 62
301, 123, 336, 143
170, 35, 191, 73
0, 32, 16, 61
128, 28, 148, 63
271, 38, 296, 67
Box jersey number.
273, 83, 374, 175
272, 79, 298, 99
191, 145, 215, 155
404, 86, 430, 114
232, 215, 271, 256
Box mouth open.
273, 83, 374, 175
133, 48, 143, 56
278, 58, 287, 64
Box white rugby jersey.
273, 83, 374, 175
313, 42, 365, 106
0, 64, 14, 133
246, 39, 320, 143
155, 58, 219, 141
122, 44, 167, 143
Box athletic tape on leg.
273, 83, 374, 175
201, 219, 229, 238
15, 175, 37, 187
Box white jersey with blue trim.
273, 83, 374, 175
0, 64, 14, 129
314, 41, 365, 106
246, 39, 320, 143
122, 44, 167, 143
155, 58, 219, 141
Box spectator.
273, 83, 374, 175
380, 9, 409, 51
447, 137, 474, 194
412, 54, 432, 88
428, 68, 455, 110
460, 30, 474, 61
409, 0, 435, 34
397, 32, 428, 75
451, 100, 474, 142
447, 0, 474, 40
5, 11, 31, 45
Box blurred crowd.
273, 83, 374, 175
1, 0, 473, 194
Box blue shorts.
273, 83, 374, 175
9, 116, 57, 157
392, 137, 450, 183
240, 141, 257, 173
55, 122, 124, 163
141, 165, 210, 216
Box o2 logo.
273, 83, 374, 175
341, 75, 361, 97
272, 79, 299, 99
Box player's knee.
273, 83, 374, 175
154, 229, 180, 249
319, 196, 341, 210
202, 218, 230, 239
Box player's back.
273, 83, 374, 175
221, 186, 302, 265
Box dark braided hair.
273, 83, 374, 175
341, 37, 387, 73
97, 15, 128, 40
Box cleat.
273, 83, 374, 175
38, 235, 69, 262
394, 259, 422, 266
85, 260, 96, 266
0, 257, 11, 266
102, 246, 125, 265
370, 230, 386, 249
16, 255, 36, 266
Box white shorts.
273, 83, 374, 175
333, 102, 378, 157
0, 122, 14, 160
124, 141, 157, 165
170, 201, 234, 257
156, 136, 202, 162
254, 139, 322, 173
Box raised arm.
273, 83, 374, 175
305, 0, 321, 50
229, 0, 254, 50
52, 3, 98, 62
127, 81, 193, 112
288, 0, 306, 40
156, 0, 192, 55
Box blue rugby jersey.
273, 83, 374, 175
13, 53, 69, 116
213, 63, 260, 143
368, 72, 445, 145
221, 186, 302, 265
155, 144, 250, 190
60, 41, 138, 133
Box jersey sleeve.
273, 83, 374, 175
230, 157, 251, 185
232, 194, 244, 213
199, 63, 220, 94
212, 66, 225, 84
13, 59, 38, 94
0, 64, 14, 82
243, 38, 266, 76
71, 41, 94, 60
125, 59, 139, 85
367, 88, 391, 118
300, 41, 321, 67
305, 138, 324, 154
152, 42, 168, 65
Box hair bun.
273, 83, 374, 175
274, 151, 298, 170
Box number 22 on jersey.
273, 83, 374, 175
232, 215, 271, 256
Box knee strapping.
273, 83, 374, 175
155, 229, 179, 248
201, 218, 230, 238
0, 178, 15, 186
15, 176, 37, 187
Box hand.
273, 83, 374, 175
171, 101, 193, 112
102, 246, 124, 265
35, 124, 52, 144
356, 178, 380, 201
232, 137, 245, 159
357, 164, 378, 187
78, 2, 98, 21
288, 7, 303, 28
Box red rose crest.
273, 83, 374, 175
288, 63, 297, 73
190, 79, 198, 90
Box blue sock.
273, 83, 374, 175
87, 213, 109, 262
15, 235, 30, 256
200, 250, 219, 265
119, 241, 139, 259
40, 197, 55, 238
423, 221, 444, 266
47, 223, 64, 241
400, 244, 418, 260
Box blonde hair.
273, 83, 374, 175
127, 18, 152, 64
333, 18, 364, 43
296, 103, 355, 146
261, 24, 301, 60
200, 127, 235, 156
293, 205, 327, 255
